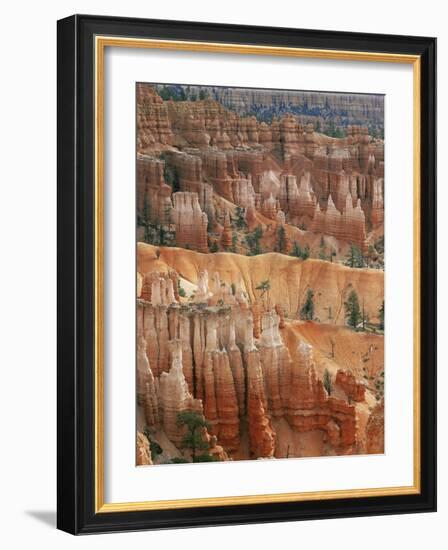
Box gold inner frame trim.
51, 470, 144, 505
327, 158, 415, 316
94, 35, 421, 513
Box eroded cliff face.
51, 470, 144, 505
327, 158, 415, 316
136, 84, 384, 262
136, 258, 383, 463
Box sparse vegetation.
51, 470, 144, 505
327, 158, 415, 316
143, 428, 163, 459
323, 368, 333, 395
344, 244, 365, 268
344, 289, 362, 330
231, 232, 238, 253
178, 281, 187, 298
300, 288, 315, 321
233, 206, 247, 230
245, 225, 263, 255
329, 337, 336, 358
256, 279, 271, 304
277, 225, 287, 253
362, 366, 384, 401
378, 300, 384, 330
177, 411, 211, 462
291, 241, 303, 258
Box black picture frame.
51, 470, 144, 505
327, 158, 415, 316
57, 14, 436, 534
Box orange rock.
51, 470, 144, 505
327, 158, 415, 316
311, 193, 367, 252
366, 400, 385, 453
220, 212, 233, 249
246, 347, 276, 458
158, 340, 203, 446
136, 432, 153, 466
335, 369, 366, 402
137, 156, 173, 224
172, 192, 208, 253
136, 84, 174, 153
286, 342, 358, 450
136, 335, 159, 427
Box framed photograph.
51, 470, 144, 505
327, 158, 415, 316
57, 14, 436, 534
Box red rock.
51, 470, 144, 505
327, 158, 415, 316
335, 369, 366, 402
286, 342, 358, 449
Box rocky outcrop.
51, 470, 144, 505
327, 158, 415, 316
136, 432, 153, 465
336, 369, 366, 402
311, 194, 367, 251
220, 212, 233, 249
137, 335, 160, 427
259, 311, 290, 417
365, 401, 385, 454
136, 84, 174, 152
141, 271, 178, 305
168, 152, 215, 220
287, 343, 357, 449
279, 172, 317, 219
137, 156, 173, 224
370, 177, 384, 226
158, 340, 203, 446
245, 330, 276, 458
172, 192, 209, 253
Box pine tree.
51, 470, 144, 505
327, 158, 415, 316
234, 206, 247, 230
300, 288, 315, 321
177, 411, 210, 462
277, 225, 287, 253
246, 225, 262, 255
291, 241, 303, 258
323, 368, 332, 395
379, 300, 385, 330
344, 244, 365, 268
344, 290, 362, 330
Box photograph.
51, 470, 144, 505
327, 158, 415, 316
136, 83, 386, 466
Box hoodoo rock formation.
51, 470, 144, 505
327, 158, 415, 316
137, 84, 384, 263
172, 192, 209, 253
136, 84, 385, 465
136, 256, 382, 462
